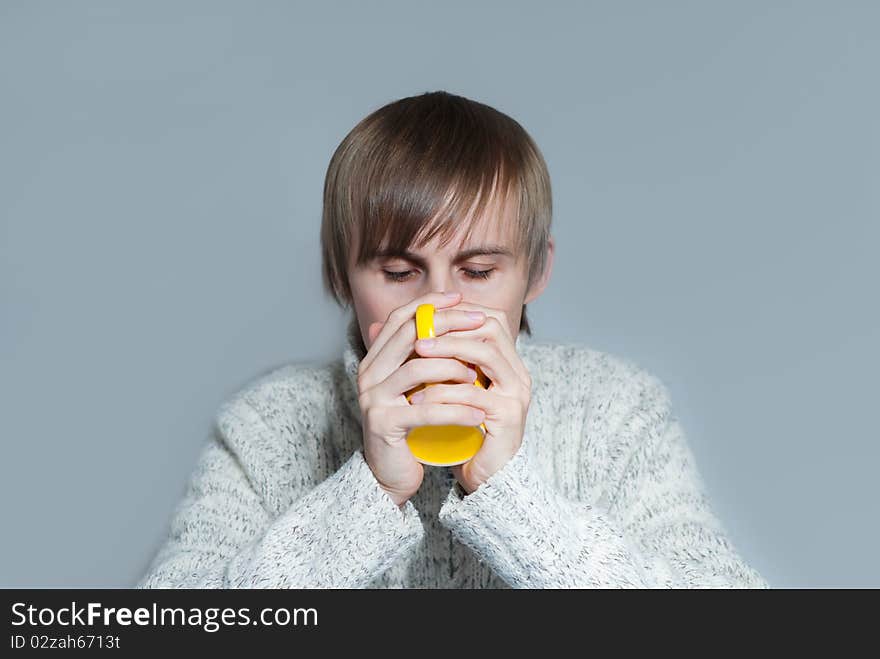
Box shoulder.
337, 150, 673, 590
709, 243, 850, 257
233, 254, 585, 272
212, 356, 346, 461
521, 336, 675, 454
226, 356, 339, 403
519, 335, 671, 409
209, 355, 348, 513
521, 336, 677, 491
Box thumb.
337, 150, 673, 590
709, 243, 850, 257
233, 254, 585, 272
368, 321, 384, 343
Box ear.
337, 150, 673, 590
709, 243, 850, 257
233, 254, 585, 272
524, 235, 554, 304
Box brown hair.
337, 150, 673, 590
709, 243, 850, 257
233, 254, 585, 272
320, 90, 552, 336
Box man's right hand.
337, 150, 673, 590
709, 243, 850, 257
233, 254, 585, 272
357, 291, 487, 508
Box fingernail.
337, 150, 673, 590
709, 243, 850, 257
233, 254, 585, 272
466, 311, 484, 321
467, 367, 477, 381
417, 338, 435, 349
442, 291, 459, 298
410, 391, 425, 403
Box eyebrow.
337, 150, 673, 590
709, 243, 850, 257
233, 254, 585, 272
371, 244, 515, 268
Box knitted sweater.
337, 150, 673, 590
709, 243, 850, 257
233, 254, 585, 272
136, 324, 769, 589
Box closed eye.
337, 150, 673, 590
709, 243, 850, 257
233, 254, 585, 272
382, 268, 495, 282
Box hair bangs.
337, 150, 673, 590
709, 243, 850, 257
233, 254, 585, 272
351, 122, 521, 267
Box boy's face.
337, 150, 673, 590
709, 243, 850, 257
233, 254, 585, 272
347, 193, 554, 352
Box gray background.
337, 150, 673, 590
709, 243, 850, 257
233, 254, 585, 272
1, 1, 877, 588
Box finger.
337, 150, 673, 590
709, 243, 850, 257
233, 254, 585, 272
394, 400, 486, 431
368, 321, 383, 345
369, 307, 486, 344
414, 333, 519, 392
410, 382, 498, 416
443, 300, 515, 343
435, 314, 530, 386
359, 291, 461, 376
382, 357, 477, 403
422, 302, 531, 384
437, 300, 530, 384
360, 302, 488, 391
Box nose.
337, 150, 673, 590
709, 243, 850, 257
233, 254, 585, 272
425, 271, 458, 298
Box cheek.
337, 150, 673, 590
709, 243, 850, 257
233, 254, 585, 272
351, 281, 399, 337
466, 286, 524, 338
351, 273, 386, 310
468, 286, 520, 314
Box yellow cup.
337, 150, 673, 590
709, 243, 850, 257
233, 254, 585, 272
404, 303, 490, 466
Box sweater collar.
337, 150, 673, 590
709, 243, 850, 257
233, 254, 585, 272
341, 313, 527, 427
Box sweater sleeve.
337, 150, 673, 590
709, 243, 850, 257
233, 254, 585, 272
437, 374, 769, 589
136, 421, 425, 589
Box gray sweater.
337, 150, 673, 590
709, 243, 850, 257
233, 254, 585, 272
136, 327, 769, 588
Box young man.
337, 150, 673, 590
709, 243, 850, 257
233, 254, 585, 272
137, 90, 768, 588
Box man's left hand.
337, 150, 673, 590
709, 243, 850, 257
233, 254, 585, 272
411, 302, 532, 494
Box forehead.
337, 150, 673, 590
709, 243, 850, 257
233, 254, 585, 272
399, 187, 518, 253
420, 217, 506, 253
